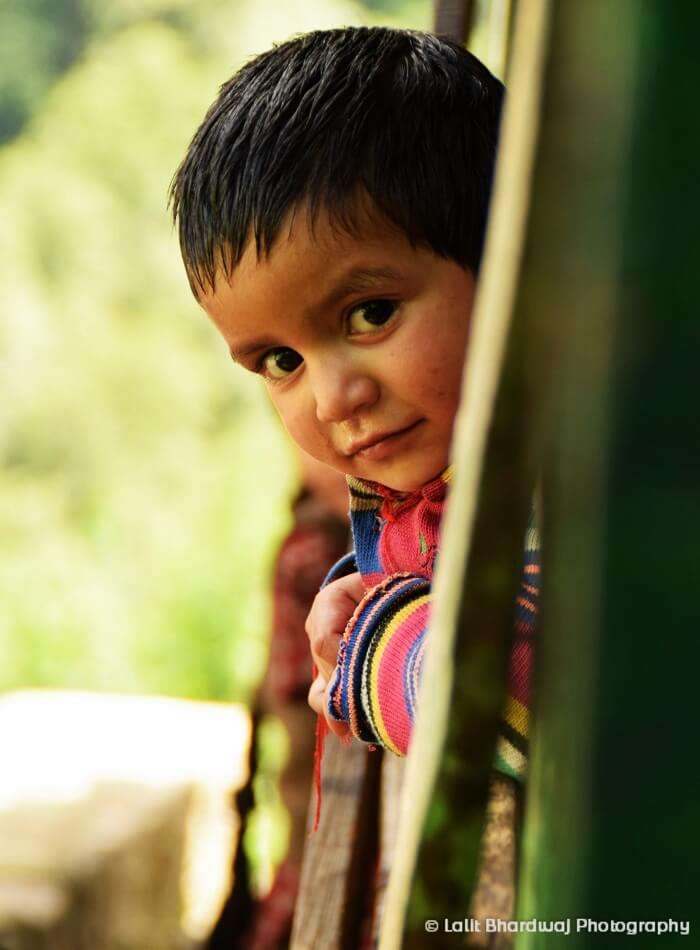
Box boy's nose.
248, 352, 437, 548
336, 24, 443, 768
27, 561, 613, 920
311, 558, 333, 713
311, 361, 380, 424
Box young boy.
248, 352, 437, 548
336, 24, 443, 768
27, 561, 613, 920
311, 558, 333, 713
170, 27, 536, 780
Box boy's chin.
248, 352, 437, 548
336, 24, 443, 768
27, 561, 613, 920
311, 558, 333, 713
355, 459, 449, 493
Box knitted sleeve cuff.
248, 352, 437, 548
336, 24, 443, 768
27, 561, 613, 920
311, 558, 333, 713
326, 572, 431, 755
321, 551, 358, 588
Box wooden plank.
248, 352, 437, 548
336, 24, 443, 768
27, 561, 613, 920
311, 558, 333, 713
290, 737, 379, 949
368, 753, 407, 945
466, 775, 519, 949
373, 767, 520, 948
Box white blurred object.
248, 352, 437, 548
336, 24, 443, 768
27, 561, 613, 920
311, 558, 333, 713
0, 690, 251, 945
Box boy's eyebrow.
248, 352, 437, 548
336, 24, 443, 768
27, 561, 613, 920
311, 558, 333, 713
315, 265, 404, 314
228, 266, 404, 363
229, 338, 277, 363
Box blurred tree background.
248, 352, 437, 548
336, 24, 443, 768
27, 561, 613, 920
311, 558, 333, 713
0, 0, 430, 704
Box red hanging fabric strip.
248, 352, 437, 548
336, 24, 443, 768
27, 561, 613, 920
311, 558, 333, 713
312, 716, 328, 832
311, 661, 328, 833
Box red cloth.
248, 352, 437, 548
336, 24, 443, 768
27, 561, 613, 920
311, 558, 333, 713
262, 492, 349, 705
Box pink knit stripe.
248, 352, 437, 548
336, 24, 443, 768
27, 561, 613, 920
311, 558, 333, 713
362, 571, 385, 587
508, 639, 532, 706
374, 599, 430, 754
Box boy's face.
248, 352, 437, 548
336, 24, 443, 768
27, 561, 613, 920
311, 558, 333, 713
199, 210, 475, 493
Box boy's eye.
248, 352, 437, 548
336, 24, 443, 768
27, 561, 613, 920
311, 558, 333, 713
347, 299, 398, 335
260, 347, 303, 379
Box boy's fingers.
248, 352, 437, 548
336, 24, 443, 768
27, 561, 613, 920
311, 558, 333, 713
305, 613, 344, 676
308, 674, 327, 716
305, 572, 366, 669
307, 629, 339, 679
334, 571, 366, 603
308, 671, 352, 740
326, 715, 351, 739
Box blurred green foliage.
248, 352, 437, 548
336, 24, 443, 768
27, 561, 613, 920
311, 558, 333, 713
246, 715, 291, 893
0, 0, 430, 703
0, 0, 91, 142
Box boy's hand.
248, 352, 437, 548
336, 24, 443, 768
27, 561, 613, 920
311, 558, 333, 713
305, 572, 365, 738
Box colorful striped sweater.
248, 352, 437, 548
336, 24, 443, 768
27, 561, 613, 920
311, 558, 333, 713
324, 467, 539, 781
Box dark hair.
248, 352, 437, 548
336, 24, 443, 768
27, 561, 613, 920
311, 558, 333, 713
170, 27, 504, 297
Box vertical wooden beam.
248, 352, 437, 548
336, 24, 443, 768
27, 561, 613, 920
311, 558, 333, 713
518, 1, 700, 943
483, 0, 514, 80
433, 0, 476, 45
463, 0, 516, 81
379, 2, 551, 946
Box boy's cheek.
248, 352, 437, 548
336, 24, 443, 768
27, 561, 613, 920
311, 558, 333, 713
276, 404, 344, 472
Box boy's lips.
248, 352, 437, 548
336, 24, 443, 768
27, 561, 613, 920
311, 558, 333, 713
346, 419, 425, 461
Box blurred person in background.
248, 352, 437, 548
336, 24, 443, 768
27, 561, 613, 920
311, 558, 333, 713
207, 452, 348, 950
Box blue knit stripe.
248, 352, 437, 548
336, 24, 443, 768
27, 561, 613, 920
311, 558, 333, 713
351, 507, 383, 575
403, 629, 426, 723
346, 477, 384, 575
322, 551, 358, 588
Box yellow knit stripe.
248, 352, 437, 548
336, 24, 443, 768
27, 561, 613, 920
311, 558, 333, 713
368, 593, 431, 756
504, 694, 529, 738
346, 476, 383, 511
350, 496, 383, 512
